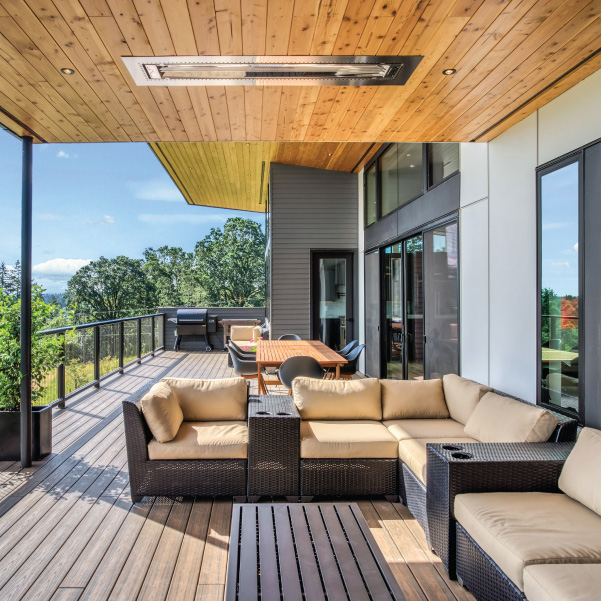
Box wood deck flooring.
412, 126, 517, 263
0, 351, 474, 601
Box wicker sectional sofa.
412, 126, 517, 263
453, 427, 601, 601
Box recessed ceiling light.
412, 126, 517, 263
61, 68, 75, 75
410, 164, 415, 168
442, 68, 456, 75
328, 153, 332, 156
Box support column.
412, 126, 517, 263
20, 136, 33, 469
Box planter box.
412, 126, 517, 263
0, 405, 53, 461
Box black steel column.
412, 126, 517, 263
20, 136, 33, 469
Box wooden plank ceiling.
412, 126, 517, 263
150, 141, 380, 212
0, 0, 599, 146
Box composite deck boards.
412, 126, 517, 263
0, 350, 474, 601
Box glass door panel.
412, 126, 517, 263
405, 236, 424, 380
384, 243, 404, 379
424, 222, 459, 379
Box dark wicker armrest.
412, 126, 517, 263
247, 394, 300, 498
122, 398, 153, 500
426, 442, 574, 577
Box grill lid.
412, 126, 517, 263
176, 308, 208, 323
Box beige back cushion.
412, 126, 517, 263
293, 377, 382, 420
464, 392, 558, 443
253, 326, 263, 341
162, 377, 247, 421
443, 374, 493, 425
559, 427, 601, 515
381, 379, 449, 420
230, 325, 258, 341
140, 381, 183, 443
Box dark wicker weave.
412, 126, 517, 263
247, 394, 300, 499
399, 462, 431, 546
122, 397, 247, 501
300, 458, 397, 498
456, 522, 525, 601
426, 442, 573, 579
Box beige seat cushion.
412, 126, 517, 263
140, 381, 183, 443
300, 420, 398, 459
148, 421, 247, 460
524, 564, 601, 601
559, 427, 601, 516
230, 325, 262, 342
293, 378, 382, 420
381, 379, 449, 420
384, 418, 466, 441
442, 374, 492, 425
398, 437, 478, 484
161, 377, 247, 421
455, 492, 601, 591
464, 392, 558, 443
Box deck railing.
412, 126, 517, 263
38, 313, 165, 408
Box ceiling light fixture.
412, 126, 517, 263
61, 68, 75, 75
442, 68, 456, 75
122, 55, 423, 87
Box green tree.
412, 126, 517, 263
194, 217, 265, 307
0, 261, 21, 298
65, 256, 156, 322
0, 286, 63, 411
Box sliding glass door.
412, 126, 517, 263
383, 220, 458, 381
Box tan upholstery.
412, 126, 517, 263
398, 437, 478, 484
161, 377, 247, 421
230, 325, 262, 342
293, 377, 382, 420
524, 564, 601, 601
140, 381, 183, 443
464, 392, 558, 443
442, 374, 492, 425
148, 421, 248, 460
559, 427, 601, 515
454, 492, 601, 591
300, 420, 398, 459
381, 379, 449, 420
384, 418, 466, 441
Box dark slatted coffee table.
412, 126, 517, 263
225, 502, 407, 601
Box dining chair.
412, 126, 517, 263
278, 334, 302, 341
275, 355, 325, 394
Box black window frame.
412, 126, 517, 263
536, 152, 584, 422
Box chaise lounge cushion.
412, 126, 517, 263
230, 325, 262, 343
140, 381, 183, 443
384, 418, 466, 442
523, 564, 601, 601
558, 427, 601, 515
293, 377, 382, 420
399, 437, 478, 484
300, 420, 398, 459
454, 492, 601, 591
381, 379, 449, 420
464, 392, 558, 443
161, 377, 247, 421
442, 374, 492, 425
147, 421, 248, 460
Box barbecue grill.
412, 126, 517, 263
171, 308, 218, 352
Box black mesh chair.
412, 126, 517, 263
278, 334, 302, 341
229, 340, 256, 356
275, 356, 324, 394
338, 344, 365, 379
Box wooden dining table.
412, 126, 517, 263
256, 340, 348, 394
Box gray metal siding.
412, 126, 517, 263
270, 163, 359, 340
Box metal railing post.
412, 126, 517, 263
94, 325, 100, 387
119, 320, 124, 374
151, 315, 156, 356
137, 318, 142, 363
57, 334, 66, 408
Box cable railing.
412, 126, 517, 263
37, 313, 165, 408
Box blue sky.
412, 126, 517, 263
541, 161, 579, 298
0, 128, 264, 292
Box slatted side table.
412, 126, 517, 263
247, 395, 300, 500
226, 503, 408, 601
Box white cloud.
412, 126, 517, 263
86, 215, 115, 226
573, 242, 578, 252
541, 222, 567, 231
138, 213, 228, 225
551, 261, 570, 269
56, 150, 77, 159
127, 179, 184, 202
33, 258, 91, 280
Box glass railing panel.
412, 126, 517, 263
99, 323, 120, 376
123, 320, 138, 365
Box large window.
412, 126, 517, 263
365, 143, 458, 227
539, 158, 581, 416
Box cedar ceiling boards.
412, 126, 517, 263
0, 0, 599, 145
150, 141, 380, 212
